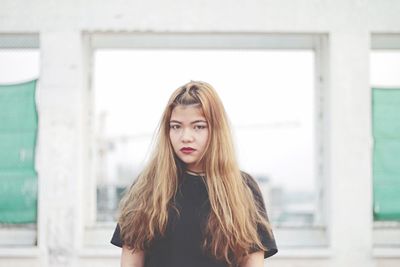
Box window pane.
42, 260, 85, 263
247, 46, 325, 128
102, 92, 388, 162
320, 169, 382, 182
371, 51, 400, 221
93, 49, 317, 226
0, 48, 39, 224
0, 49, 39, 83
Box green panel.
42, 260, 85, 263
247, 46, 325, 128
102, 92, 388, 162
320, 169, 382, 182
0, 171, 37, 223
372, 88, 400, 139
0, 80, 38, 131
373, 140, 400, 175
0, 80, 38, 224
373, 176, 400, 220
0, 132, 36, 170
372, 88, 400, 221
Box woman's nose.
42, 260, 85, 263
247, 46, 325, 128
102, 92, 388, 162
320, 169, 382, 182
181, 128, 194, 142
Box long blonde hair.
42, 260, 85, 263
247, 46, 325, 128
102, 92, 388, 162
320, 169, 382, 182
117, 81, 273, 266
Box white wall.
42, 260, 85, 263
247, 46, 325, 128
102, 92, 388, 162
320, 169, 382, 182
1, 1, 400, 266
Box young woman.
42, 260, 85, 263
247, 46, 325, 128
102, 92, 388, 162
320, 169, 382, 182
110, 81, 278, 267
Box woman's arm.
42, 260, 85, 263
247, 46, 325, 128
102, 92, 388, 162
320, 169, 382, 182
121, 245, 145, 267
240, 251, 264, 267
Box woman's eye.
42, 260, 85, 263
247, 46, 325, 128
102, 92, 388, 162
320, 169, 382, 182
195, 125, 207, 130
170, 125, 180, 130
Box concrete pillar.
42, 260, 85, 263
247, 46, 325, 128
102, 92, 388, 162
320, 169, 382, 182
36, 31, 84, 267
328, 29, 373, 266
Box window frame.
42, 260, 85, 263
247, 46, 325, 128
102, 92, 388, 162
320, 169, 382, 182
0, 33, 40, 247
84, 32, 329, 248
371, 33, 400, 249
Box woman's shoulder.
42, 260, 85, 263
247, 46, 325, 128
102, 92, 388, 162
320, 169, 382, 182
240, 170, 264, 201
240, 170, 258, 189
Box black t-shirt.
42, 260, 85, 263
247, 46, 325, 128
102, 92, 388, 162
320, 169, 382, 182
110, 171, 278, 267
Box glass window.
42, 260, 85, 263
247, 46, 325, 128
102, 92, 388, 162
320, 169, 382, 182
0, 48, 39, 224
93, 49, 318, 227
0, 45, 39, 252
371, 51, 400, 221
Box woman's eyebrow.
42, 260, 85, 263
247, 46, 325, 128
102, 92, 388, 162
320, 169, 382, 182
191, 120, 208, 124
169, 120, 207, 124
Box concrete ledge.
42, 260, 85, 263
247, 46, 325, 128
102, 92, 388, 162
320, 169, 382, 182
0, 247, 40, 258
373, 248, 400, 258
79, 247, 121, 258
275, 248, 332, 258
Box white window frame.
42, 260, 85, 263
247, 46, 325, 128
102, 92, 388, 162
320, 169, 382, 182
0, 34, 39, 250
371, 33, 400, 252
83, 33, 330, 250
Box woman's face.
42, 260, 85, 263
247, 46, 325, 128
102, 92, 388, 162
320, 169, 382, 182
169, 104, 209, 172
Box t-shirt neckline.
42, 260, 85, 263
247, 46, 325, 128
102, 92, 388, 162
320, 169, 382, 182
185, 170, 205, 177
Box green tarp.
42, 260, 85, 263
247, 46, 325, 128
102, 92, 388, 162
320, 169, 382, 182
0, 80, 38, 223
372, 88, 400, 221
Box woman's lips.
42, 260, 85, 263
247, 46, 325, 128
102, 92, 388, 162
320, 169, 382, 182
180, 147, 195, 154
